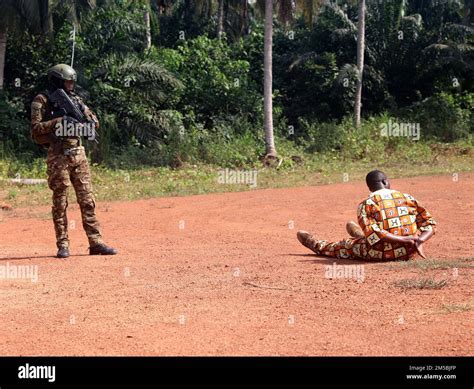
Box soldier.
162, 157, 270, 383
30, 64, 117, 259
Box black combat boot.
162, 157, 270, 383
57, 247, 70, 258
89, 243, 118, 256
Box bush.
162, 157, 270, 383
109, 114, 264, 169
172, 35, 262, 128
0, 91, 34, 160
296, 114, 434, 162
403, 92, 473, 142
297, 118, 346, 153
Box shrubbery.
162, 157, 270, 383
1, 0, 472, 169
402, 92, 474, 142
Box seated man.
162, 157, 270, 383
297, 170, 436, 261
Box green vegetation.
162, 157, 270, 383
387, 257, 474, 270
1, 140, 473, 208
440, 303, 472, 313
393, 277, 449, 290
0, 0, 472, 196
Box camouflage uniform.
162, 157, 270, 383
31, 93, 103, 250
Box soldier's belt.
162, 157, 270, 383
63, 146, 84, 156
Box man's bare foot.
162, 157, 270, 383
415, 241, 427, 259
346, 221, 365, 239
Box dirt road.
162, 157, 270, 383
0, 173, 472, 355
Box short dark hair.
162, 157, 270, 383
366, 170, 387, 190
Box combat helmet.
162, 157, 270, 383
47, 64, 77, 90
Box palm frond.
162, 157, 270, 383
95, 53, 183, 103
289, 51, 319, 71
337, 63, 358, 84
322, 1, 357, 32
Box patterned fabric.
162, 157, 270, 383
313, 189, 436, 261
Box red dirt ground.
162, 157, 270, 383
0, 173, 473, 356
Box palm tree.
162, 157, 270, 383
0, 0, 98, 89
328, 0, 418, 125
134, 0, 153, 50
263, 0, 276, 157
261, 0, 332, 157
38, 0, 53, 36
240, 0, 250, 36
217, 0, 225, 38
354, 0, 366, 128
260, 0, 294, 158
0, 28, 6, 90
144, 7, 152, 50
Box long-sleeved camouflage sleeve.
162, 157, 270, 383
30, 94, 62, 136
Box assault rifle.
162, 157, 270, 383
49, 88, 99, 143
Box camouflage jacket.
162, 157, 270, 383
30, 91, 99, 149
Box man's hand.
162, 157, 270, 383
414, 229, 435, 259
380, 229, 434, 259
405, 236, 426, 259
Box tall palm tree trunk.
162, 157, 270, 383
144, 9, 151, 50
217, 0, 224, 38
354, 0, 366, 128
38, 0, 53, 37
264, 0, 277, 157
303, 0, 313, 27
0, 29, 6, 90
241, 0, 250, 36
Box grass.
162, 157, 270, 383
422, 299, 474, 315
419, 299, 474, 316
440, 303, 472, 314
0, 143, 473, 208
393, 278, 448, 290
7, 189, 18, 200
386, 257, 474, 271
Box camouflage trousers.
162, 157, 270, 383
46, 146, 102, 249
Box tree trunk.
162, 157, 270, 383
304, 0, 313, 27
0, 29, 6, 90
39, 0, 53, 37
263, 0, 277, 157
217, 0, 224, 39
207, 0, 213, 20
144, 9, 152, 50
354, 0, 366, 129
184, 0, 193, 21
241, 0, 250, 36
